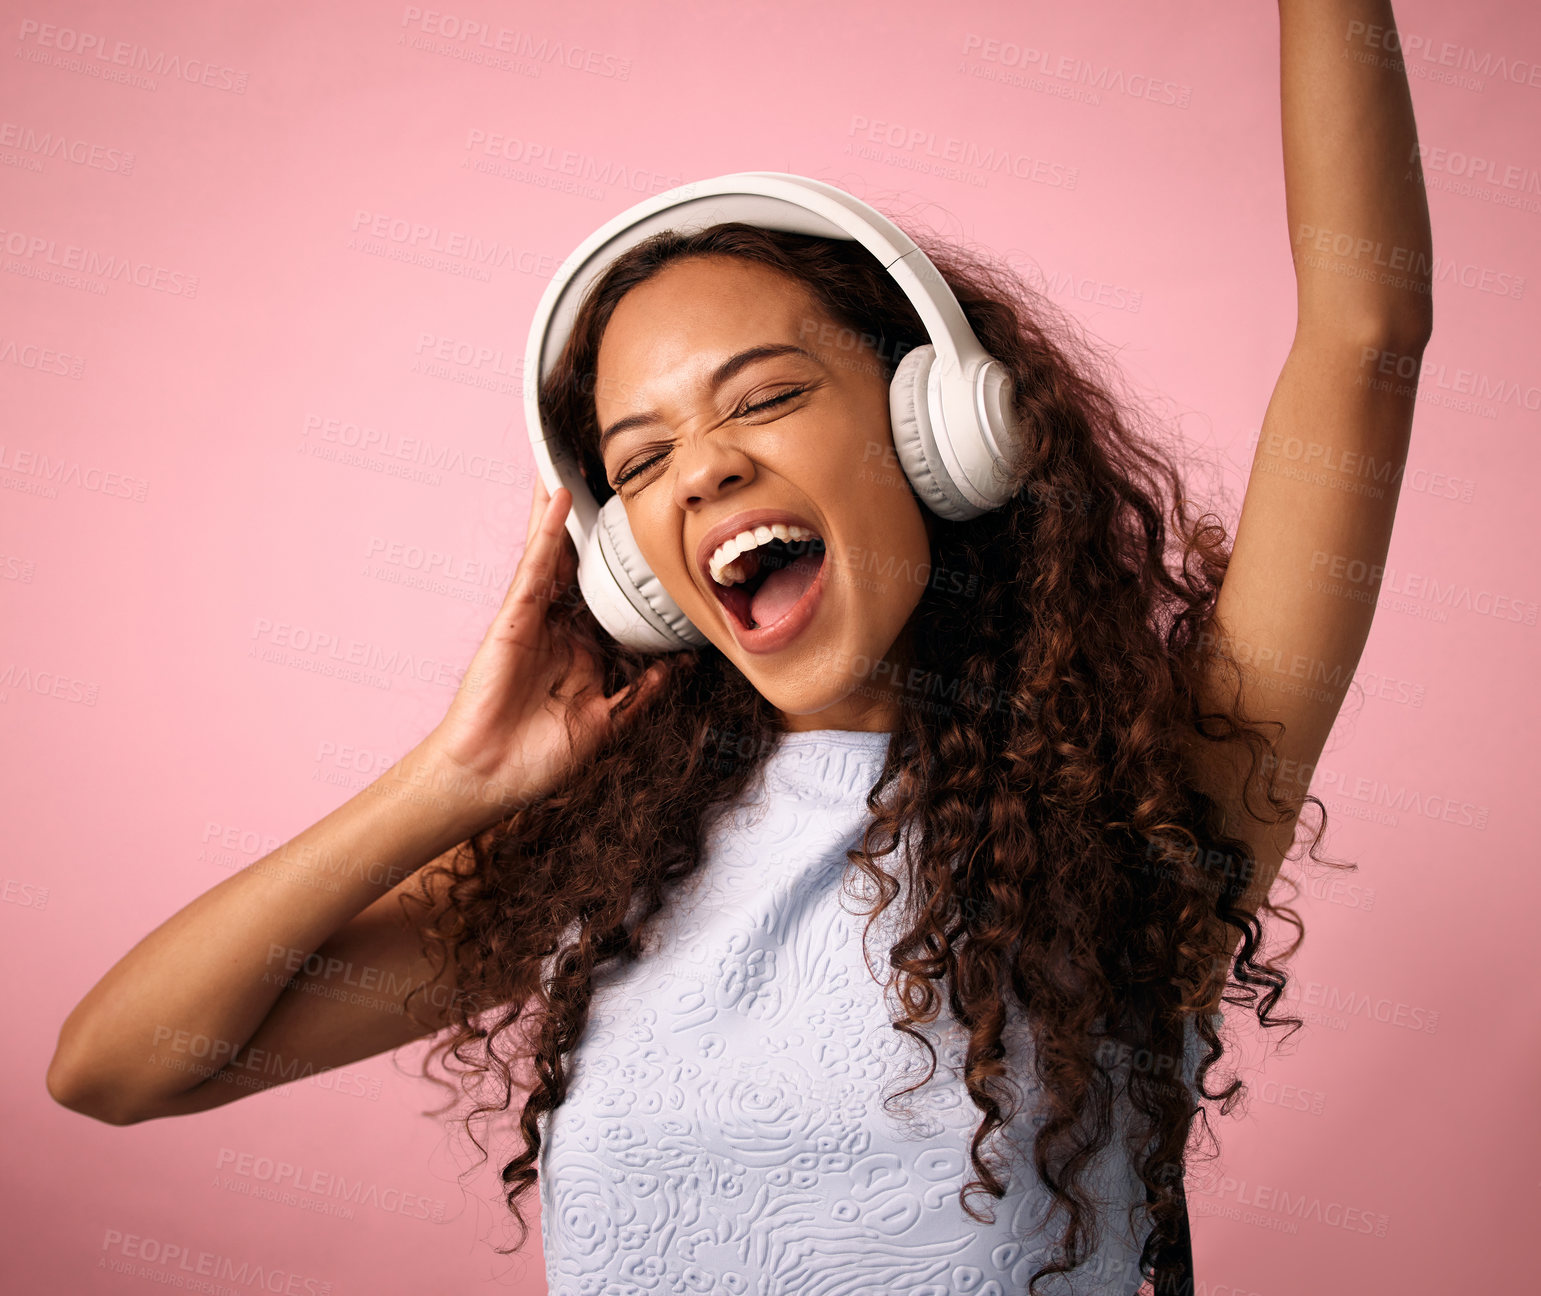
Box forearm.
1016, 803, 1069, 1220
1278, 0, 1434, 340
48, 746, 492, 1115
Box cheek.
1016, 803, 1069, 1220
632, 522, 709, 615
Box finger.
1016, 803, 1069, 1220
506, 485, 571, 615
605, 662, 667, 716
550, 506, 579, 583
525, 472, 552, 550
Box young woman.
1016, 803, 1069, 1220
48, 3, 1431, 1293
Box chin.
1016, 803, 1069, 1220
761, 686, 846, 719
756, 647, 888, 714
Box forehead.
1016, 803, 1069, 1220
593, 257, 826, 406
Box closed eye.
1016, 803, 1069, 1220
611, 386, 809, 489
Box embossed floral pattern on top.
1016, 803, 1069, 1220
537, 729, 1193, 1296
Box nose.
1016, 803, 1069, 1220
671, 432, 756, 509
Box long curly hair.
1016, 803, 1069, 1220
401, 217, 1330, 1293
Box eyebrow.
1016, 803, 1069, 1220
598, 343, 820, 452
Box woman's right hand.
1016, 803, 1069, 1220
47, 472, 677, 1127
419, 474, 670, 834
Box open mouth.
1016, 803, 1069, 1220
709, 534, 827, 632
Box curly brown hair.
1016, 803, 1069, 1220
402, 218, 1326, 1293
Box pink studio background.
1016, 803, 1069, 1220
3, 1, 1536, 1293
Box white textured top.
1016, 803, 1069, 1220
536, 728, 1196, 1295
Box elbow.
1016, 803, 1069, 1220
46, 1051, 142, 1127
1304, 302, 1433, 361
1392, 305, 1434, 355
1361, 303, 1434, 357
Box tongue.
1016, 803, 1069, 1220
749, 552, 821, 628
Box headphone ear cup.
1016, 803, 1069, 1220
888, 344, 980, 521
588, 494, 709, 651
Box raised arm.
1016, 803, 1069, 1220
45, 749, 494, 1125
47, 477, 671, 1124
1186, 0, 1434, 970
1278, 0, 1433, 331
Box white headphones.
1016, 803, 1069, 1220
523, 171, 1026, 653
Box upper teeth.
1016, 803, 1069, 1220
707, 523, 819, 586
